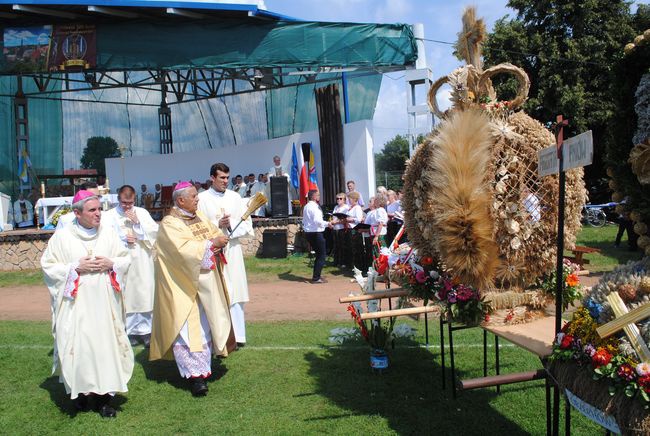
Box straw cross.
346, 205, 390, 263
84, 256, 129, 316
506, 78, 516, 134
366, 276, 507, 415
596, 292, 650, 362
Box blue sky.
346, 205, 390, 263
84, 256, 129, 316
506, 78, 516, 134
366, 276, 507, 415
264, 0, 514, 150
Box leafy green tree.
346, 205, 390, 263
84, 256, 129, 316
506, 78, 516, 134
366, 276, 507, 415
375, 134, 409, 173
483, 0, 644, 189
80, 136, 121, 175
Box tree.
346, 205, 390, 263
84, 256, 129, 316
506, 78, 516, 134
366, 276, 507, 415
483, 0, 644, 191
80, 136, 121, 175
375, 134, 409, 173
375, 134, 425, 190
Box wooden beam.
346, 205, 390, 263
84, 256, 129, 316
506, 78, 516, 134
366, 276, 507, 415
359, 305, 437, 320
596, 293, 650, 361
459, 370, 546, 390
339, 289, 409, 303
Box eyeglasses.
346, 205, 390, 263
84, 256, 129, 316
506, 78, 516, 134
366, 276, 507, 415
336, 197, 345, 200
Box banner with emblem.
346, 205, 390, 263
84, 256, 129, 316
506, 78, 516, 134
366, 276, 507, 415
48, 24, 96, 71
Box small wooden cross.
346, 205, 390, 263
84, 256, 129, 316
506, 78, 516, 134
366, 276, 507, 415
596, 292, 650, 362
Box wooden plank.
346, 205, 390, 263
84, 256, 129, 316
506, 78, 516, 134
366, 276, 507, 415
339, 289, 409, 303
483, 316, 560, 358
572, 245, 601, 254
359, 305, 437, 320
459, 370, 546, 390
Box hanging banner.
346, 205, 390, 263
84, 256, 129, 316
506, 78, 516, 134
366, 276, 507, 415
3, 25, 53, 72
49, 24, 97, 71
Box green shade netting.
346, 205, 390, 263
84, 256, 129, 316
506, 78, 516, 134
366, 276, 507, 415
0, 20, 416, 74
0, 76, 62, 196
266, 73, 382, 139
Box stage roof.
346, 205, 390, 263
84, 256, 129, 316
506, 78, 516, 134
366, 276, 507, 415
0, 1, 417, 74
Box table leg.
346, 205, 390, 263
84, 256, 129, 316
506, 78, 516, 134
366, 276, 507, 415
440, 316, 445, 390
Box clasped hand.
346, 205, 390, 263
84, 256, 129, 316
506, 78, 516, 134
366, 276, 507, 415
76, 256, 114, 274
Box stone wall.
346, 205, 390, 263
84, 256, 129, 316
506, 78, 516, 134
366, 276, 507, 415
0, 218, 306, 271
0, 230, 53, 271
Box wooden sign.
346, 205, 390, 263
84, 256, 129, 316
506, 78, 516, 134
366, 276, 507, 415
538, 130, 593, 177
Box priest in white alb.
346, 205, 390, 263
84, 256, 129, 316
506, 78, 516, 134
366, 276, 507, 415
41, 190, 133, 418
198, 162, 253, 346
103, 184, 158, 346
150, 182, 234, 397
13, 191, 34, 228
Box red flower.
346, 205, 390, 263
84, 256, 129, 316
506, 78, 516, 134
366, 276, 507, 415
591, 348, 612, 368
560, 334, 574, 350
420, 256, 433, 265
638, 375, 650, 393
617, 363, 636, 382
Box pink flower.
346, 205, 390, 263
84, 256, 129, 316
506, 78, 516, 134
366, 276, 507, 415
636, 362, 650, 377
415, 270, 427, 284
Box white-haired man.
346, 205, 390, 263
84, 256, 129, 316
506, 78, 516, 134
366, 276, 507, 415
150, 182, 234, 397
103, 184, 159, 347
41, 190, 133, 418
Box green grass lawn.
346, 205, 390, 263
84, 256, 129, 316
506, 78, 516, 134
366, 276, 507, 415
570, 224, 644, 272
0, 319, 600, 435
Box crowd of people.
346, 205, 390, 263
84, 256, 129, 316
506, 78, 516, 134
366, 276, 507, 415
40, 162, 254, 417
301, 182, 405, 284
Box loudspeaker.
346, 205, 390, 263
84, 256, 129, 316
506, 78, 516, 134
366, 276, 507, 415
270, 176, 289, 217
262, 229, 287, 258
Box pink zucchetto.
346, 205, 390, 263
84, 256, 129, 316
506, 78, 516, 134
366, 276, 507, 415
72, 190, 96, 204
174, 181, 193, 191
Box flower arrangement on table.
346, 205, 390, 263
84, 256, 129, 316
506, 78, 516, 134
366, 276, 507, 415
539, 259, 583, 312
548, 258, 650, 432
390, 249, 491, 326
50, 206, 71, 226
550, 307, 650, 407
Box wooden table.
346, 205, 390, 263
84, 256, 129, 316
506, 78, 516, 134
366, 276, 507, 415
565, 245, 601, 269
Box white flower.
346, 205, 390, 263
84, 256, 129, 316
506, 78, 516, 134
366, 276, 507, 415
636, 362, 650, 376
493, 200, 502, 210
430, 270, 440, 280
556, 332, 565, 344
510, 237, 521, 250
506, 219, 520, 234
497, 166, 508, 176
495, 180, 507, 194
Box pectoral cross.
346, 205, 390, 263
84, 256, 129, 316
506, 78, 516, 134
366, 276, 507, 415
596, 292, 650, 361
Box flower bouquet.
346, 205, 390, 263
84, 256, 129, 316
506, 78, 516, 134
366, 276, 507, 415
391, 251, 491, 326
540, 259, 582, 312
50, 206, 71, 227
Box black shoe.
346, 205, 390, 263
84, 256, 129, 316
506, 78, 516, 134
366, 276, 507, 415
73, 394, 89, 412
129, 335, 140, 347
190, 378, 208, 397
236, 342, 246, 348
95, 394, 117, 418
99, 404, 117, 418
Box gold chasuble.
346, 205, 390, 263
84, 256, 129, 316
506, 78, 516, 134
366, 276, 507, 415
150, 208, 233, 361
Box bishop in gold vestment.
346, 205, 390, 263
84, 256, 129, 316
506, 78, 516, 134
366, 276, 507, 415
149, 182, 233, 396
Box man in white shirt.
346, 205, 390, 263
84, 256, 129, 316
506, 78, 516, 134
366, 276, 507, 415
302, 190, 331, 283
346, 180, 365, 208
13, 192, 34, 228
103, 185, 158, 347
198, 163, 254, 346
231, 175, 246, 196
